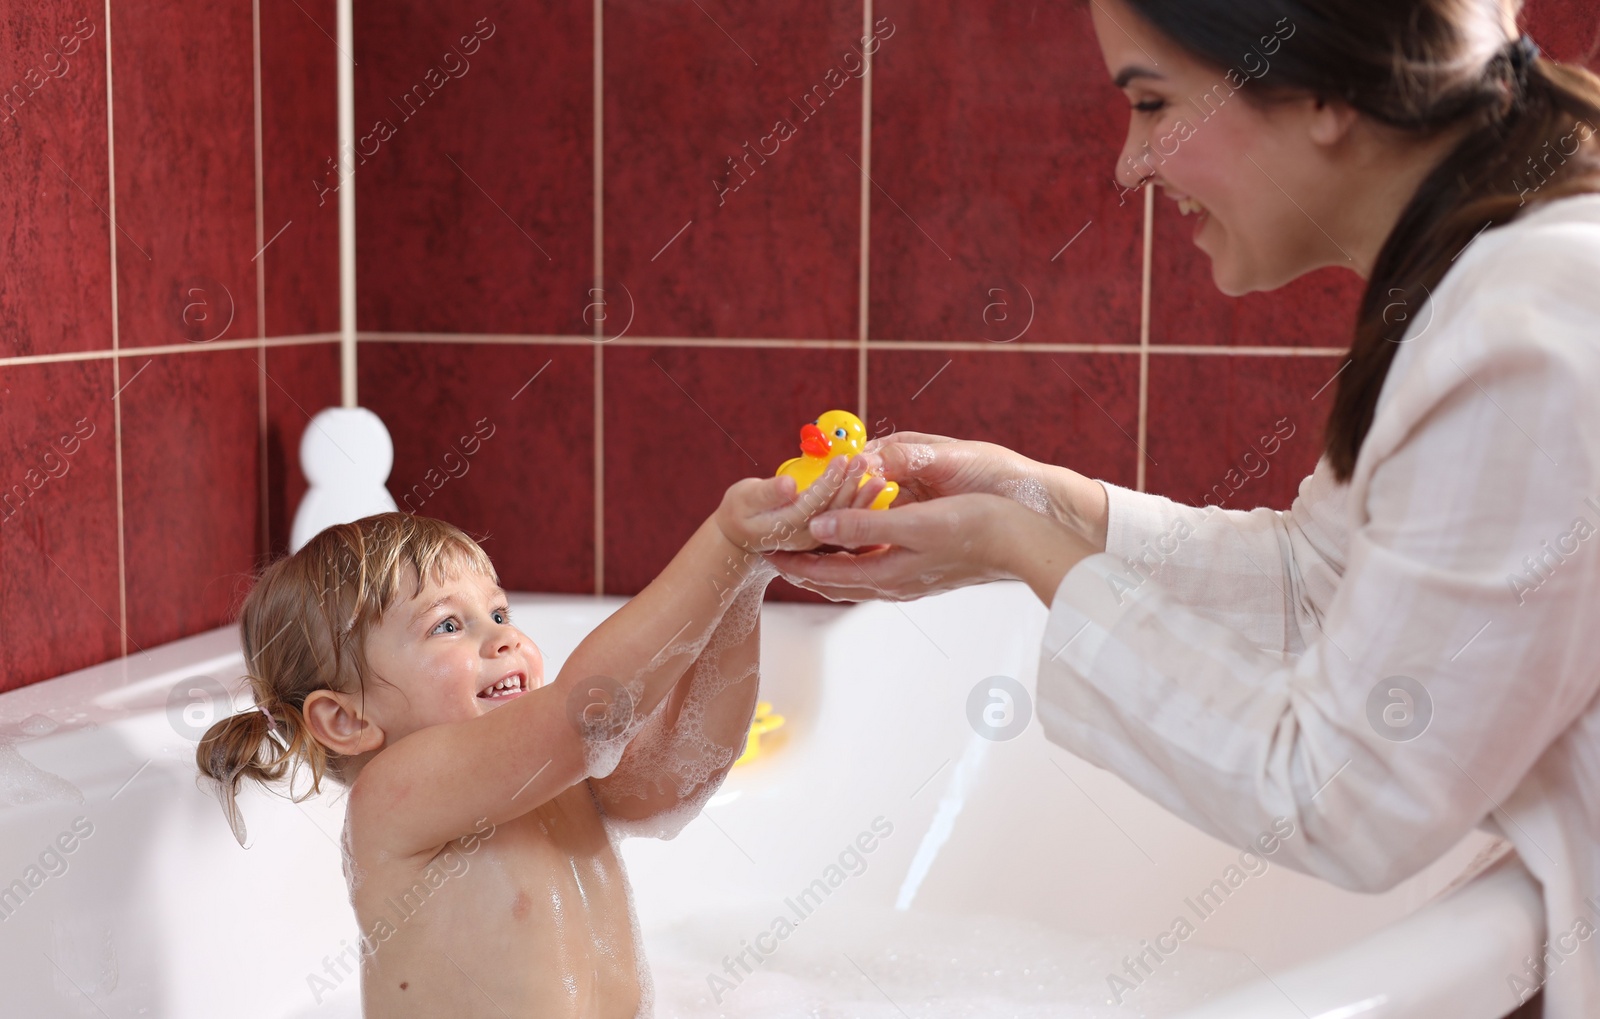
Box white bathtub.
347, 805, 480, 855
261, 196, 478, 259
0, 582, 1543, 1018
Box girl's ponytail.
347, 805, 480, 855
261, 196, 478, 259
195, 694, 327, 846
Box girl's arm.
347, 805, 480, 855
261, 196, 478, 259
591, 462, 894, 829
347, 462, 863, 858
588, 579, 766, 829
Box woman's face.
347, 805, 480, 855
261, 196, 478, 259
1090, 0, 1352, 294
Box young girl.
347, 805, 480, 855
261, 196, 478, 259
197, 455, 884, 1018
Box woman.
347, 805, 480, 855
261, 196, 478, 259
773, 2, 1600, 1016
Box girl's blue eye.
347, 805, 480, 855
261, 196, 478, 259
493, 610, 509, 624
432, 618, 460, 635
1134, 99, 1166, 114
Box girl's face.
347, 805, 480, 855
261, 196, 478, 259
358, 569, 545, 746
1090, 0, 1354, 294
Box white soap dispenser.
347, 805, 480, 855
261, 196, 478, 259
289, 407, 399, 552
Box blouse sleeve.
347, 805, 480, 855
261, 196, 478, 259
1097, 453, 1352, 658
1036, 233, 1600, 893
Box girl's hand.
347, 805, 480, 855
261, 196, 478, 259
715, 457, 891, 554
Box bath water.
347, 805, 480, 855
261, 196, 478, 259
644, 905, 1257, 1018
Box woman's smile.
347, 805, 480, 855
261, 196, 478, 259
1161, 183, 1213, 238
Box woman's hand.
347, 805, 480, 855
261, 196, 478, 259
715, 457, 890, 554
861, 432, 1033, 504
766, 492, 1098, 605
862, 432, 1110, 549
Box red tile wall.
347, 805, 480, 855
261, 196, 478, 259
261, 0, 342, 559
0, 0, 339, 692
869, 1, 1144, 347
2, 0, 1596, 689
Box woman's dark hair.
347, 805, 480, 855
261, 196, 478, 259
1117, 0, 1600, 481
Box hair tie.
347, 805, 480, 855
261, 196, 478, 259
257, 703, 291, 751
1506, 34, 1541, 85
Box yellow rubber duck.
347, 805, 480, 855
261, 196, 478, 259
733, 702, 785, 767
775, 410, 898, 511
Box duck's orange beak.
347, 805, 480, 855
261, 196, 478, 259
799, 423, 832, 458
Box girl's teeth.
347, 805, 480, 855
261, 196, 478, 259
482, 675, 523, 697
1177, 197, 1206, 216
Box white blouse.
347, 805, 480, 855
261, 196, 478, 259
1038, 194, 1600, 1017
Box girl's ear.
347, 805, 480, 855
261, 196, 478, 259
302, 689, 385, 757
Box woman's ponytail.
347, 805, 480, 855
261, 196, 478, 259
1327, 40, 1600, 479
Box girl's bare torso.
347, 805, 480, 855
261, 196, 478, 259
351, 783, 643, 1019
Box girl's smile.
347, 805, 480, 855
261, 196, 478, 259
477, 671, 530, 701
360, 571, 548, 740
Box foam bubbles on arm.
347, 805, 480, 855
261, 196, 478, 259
589, 575, 768, 839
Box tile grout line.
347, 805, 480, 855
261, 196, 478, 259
1136, 185, 1153, 493
253, 0, 270, 561
0, 331, 1352, 364
592, 0, 605, 597
337, 0, 357, 407
368, 331, 1356, 355
0, 331, 1356, 363
0, 333, 345, 367
348, 333, 1350, 356
103, 0, 128, 657
856, 0, 873, 421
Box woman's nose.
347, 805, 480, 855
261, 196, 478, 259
1115, 126, 1151, 191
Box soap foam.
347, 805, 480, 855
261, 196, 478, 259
997, 477, 1051, 516
579, 619, 719, 782
903, 444, 936, 473
602, 820, 657, 1019
645, 906, 1257, 1018
0, 722, 83, 807
340, 812, 366, 904
20, 713, 59, 737
601, 580, 767, 841
580, 675, 657, 782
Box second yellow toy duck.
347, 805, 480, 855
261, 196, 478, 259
776, 410, 898, 511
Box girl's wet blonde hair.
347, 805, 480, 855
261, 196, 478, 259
196, 512, 497, 844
